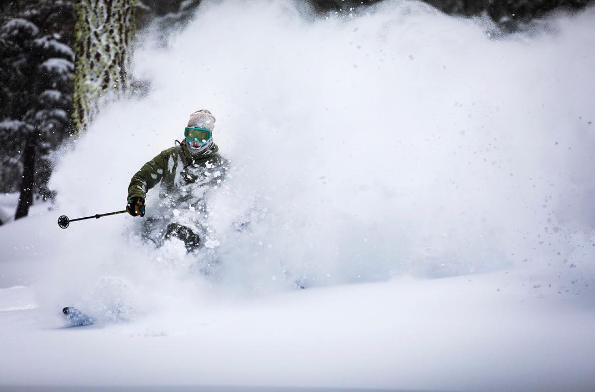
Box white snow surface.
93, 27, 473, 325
0, 286, 37, 312
2, 1, 595, 390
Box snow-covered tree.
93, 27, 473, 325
0, 8, 75, 220
72, 0, 137, 131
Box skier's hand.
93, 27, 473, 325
126, 197, 145, 217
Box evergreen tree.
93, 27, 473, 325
0, 2, 75, 220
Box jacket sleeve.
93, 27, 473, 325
127, 150, 169, 200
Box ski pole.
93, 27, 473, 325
58, 210, 127, 229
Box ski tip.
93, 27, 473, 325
62, 306, 96, 327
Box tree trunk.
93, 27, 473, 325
72, 0, 136, 132
15, 131, 37, 220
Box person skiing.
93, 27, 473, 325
126, 109, 228, 252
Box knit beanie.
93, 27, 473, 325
187, 109, 215, 131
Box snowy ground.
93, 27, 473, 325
1, 272, 595, 392
0, 193, 18, 225
1, 213, 595, 391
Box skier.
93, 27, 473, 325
126, 109, 228, 252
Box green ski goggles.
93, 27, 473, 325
184, 127, 212, 144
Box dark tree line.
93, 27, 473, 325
311, 0, 593, 23
0, 0, 75, 223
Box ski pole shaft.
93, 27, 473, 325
58, 210, 127, 229
69, 210, 127, 222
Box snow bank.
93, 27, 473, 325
0, 286, 37, 311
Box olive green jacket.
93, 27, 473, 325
127, 141, 228, 203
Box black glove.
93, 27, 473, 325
126, 197, 145, 217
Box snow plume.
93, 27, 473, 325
47, 0, 595, 305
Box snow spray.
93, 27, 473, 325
47, 0, 595, 302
